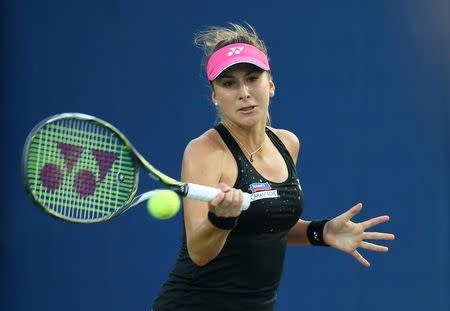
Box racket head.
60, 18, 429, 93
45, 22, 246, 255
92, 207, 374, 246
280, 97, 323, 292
22, 113, 139, 223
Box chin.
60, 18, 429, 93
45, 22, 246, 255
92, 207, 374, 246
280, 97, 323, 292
236, 114, 266, 128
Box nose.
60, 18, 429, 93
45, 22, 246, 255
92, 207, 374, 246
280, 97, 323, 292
238, 82, 250, 101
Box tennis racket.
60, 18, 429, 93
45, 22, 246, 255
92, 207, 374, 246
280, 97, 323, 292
22, 113, 251, 223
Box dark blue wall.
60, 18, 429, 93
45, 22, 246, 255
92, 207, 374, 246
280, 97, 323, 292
2, 1, 449, 310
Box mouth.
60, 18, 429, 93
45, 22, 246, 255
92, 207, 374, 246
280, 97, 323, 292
238, 105, 256, 113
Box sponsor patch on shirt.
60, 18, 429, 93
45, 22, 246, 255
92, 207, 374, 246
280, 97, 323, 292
248, 182, 272, 193
250, 190, 279, 201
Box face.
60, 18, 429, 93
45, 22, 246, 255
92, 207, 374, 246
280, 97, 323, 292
211, 63, 275, 128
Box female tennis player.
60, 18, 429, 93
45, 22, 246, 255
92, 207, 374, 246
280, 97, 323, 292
152, 23, 395, 311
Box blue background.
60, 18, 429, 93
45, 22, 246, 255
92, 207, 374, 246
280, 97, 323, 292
2, 0, 449, 310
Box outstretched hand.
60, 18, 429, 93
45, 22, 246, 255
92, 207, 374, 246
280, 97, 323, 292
323, 203, 395, 267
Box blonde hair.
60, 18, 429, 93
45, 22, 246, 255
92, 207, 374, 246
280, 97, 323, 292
194, 22, 269, 73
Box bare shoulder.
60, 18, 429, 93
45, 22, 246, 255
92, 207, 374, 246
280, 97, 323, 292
269, 128, 300, 148
184, 128, 225, 159
182, 128, 226, 185
268, 127, 301, 164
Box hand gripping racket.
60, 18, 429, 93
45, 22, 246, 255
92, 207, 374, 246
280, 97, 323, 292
22, 113, 251, 223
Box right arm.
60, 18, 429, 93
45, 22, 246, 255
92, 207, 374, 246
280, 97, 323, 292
181, 134, 243, 266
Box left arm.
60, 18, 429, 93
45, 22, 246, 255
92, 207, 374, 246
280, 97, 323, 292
287, 204, 395, 267
322, 203, 395, 267
275, 129, 395, 266
286, 219, 310, 245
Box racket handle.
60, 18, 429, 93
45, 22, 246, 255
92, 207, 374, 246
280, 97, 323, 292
184, 183, 251, 211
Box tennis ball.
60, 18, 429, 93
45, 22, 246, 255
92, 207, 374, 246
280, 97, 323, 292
147, 190, 181, 220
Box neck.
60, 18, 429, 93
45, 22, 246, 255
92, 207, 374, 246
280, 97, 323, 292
221, 121, 267, 162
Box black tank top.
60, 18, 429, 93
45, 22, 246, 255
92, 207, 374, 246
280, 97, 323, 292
153, 124, 304, 311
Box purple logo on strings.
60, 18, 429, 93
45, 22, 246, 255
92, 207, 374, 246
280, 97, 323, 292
39, 142, 117, 198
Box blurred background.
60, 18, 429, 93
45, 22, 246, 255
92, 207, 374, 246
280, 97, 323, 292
1, 0, 449, 310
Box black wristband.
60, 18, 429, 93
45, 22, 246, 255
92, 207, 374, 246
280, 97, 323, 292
208, 212, 238, 230
307, 219, 330, 246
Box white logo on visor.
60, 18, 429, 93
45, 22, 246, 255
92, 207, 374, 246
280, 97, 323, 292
227, 47, 244, 56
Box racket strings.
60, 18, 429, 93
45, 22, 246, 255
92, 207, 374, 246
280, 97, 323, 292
26, 118, 137, 222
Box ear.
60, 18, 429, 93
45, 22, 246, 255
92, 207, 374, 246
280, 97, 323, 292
211, 90, 216, 104
269, 79, 275, 98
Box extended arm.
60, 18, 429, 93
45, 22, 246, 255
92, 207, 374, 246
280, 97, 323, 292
287, 203, 395, 267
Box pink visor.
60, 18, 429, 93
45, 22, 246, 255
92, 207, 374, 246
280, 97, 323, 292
206, 43, 270, 81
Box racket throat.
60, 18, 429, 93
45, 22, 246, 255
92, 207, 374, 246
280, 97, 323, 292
170, 184, 189, 197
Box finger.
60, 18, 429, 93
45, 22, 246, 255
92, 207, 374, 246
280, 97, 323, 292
360, 241, 389, 252
342, 203, 363, 221
220, 189, 235, 208
217, 183, 232, 193
363, 232, 396, 241
235, 190, 245, 210
352, 250, 370, 268
220, 190, 242, 217
238, 190, 243, 205
228, 189, 239, 209
360, 215, 390, 230
209, 191, 225, 206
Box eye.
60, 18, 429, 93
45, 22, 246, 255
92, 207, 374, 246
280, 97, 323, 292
247, 72, 262, 82
222, 80, 234, 87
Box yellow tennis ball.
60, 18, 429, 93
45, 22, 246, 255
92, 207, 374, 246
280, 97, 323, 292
146, 190, 181, 220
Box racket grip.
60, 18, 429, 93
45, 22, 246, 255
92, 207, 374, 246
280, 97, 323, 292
185, 183, 251, 211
